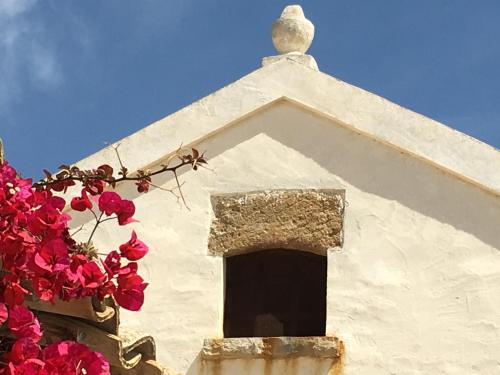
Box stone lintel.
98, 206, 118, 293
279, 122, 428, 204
208, 189, 345, 257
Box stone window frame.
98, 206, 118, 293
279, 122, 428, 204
206, 189, 345, 361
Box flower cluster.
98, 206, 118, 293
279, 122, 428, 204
0, 304, 109, 374
0, 161, 150, 373
0, 162, 148, 311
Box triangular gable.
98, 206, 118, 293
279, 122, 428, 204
76, 59, 500, 196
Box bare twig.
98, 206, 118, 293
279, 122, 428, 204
33, 147, 207, 210
173, 170, 188, 209
87, 211, 104, 245
112, 143, 126, 171
70, 225, 85, 237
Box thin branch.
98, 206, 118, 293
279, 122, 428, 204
112, 143, 125, 170
32, 146, 207, 211
173, 170, 189, 210
33, 159, 193, 188
149, 181, 185, 200
70, 225, 85, 237
87, 211, 104, 245
99, 216, 118, 224
89, 209, 99, 222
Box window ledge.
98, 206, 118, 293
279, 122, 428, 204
201, 336, 341, 360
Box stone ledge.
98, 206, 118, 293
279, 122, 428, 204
208, 189, 345, 256
201, 337, 341, 360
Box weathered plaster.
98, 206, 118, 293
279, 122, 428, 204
208, 189, 344, 256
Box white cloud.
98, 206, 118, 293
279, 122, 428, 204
30, 41, 62, 87
0, 0, 62, 113
0, 0, 36, 18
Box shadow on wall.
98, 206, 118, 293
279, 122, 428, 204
76, 100, 500, 252
86, 101, 500, 373
164, 101, 498, 250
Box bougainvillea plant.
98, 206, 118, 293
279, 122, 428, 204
0, 147, 206, 374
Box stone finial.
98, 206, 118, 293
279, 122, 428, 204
272, 5, 315, 54
263, 5, 318, 70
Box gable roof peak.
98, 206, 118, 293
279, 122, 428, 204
263, 5, 318, 71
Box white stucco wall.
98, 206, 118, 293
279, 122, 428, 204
75, 101, 500, 374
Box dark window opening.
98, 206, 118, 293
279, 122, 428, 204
224, 249, 326, 338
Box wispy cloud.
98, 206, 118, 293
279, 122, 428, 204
0, 0, 62, 114
0, 0, 34, 17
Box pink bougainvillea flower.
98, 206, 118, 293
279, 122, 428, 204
80, 262, 106, 290
116, 261, 137, 276
84, 178, 105, 196
113, 272, 148, 311
70, 189, 93, 212
8, 305, 42, 342
98, 192, 136, 225
4, 360, 46, 375
119, 231, 148, 261
4, 338, 41, 364
116, 199, 136, 225
4, 281, 29, 306
27, 203, 70, 237
42, 341, 110, 375
0, 302, 8, 325
32, 277, 55, 302
47, 196, 66, 211
1, 233, 25, 256
135, 180, 150, 193
49, 178, 76, 193
97, 280, 116, 301
0, 160, 150, 371
33, 239, 70, 273
98, 192, 122, 216
103, 251, 121, 278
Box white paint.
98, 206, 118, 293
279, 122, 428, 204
68, 14, 500, 370
74, 101, 500, 374
74, 59, 500, 197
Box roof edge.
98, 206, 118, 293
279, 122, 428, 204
74, 59, 500, 197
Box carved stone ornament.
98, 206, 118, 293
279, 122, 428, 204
272, 5, 315, 54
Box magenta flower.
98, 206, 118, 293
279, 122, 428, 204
113, 272, 148, 311
119, 231, 149, 261
33, 239, 70, 273
42, 341, 110, 375
98, 192, 122, 216
8, 305, 42, 343
70, 189, 93, 212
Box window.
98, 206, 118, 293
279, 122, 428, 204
224, 249, 327, 338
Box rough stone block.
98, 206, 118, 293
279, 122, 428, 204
208, 189, 345, 256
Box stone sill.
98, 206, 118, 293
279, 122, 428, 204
201, 336, 341, 360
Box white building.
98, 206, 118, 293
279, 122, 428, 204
65, 5, 500, 375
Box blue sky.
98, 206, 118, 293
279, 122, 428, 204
1, 0, 499, 178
